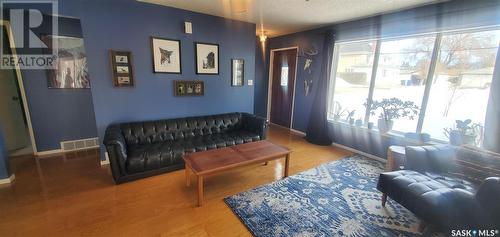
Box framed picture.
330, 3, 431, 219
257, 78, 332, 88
195, 42, 219, 74
41, 35, 90, 89
110, 50, 134, 87
174, 80, 204, 96
151, 37, 181, 73
231, 59, 244, 86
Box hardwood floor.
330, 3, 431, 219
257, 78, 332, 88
0, 125, 352, 236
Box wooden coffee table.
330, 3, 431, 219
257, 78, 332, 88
183, 140, 291, 207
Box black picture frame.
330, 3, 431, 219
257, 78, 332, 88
41, 35, 91, 89
231, 59, 244, 86
110, 50, 134, 87
195, 42, 219, 75
174, 80, 204, 96
151, 37, 182, 74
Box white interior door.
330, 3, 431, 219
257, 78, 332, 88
0, 52, 29, 151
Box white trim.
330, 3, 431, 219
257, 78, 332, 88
0, 20, 38, 154
35, 149, 63, 157
0, 174, 15, 185
290, 128, 306, 136
332, 142, 387, 163
266, 50, 275, 121
290, 49, 299, 129
266, 46, 299, 129
101, 152, 110, 166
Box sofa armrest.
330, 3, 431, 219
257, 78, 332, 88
405, 145, 456, 173
104, 125, 127, 158
104, 125, 128, 182
476, 177, 500, 227
242, 113, 268, 140
427, 188, 484, 230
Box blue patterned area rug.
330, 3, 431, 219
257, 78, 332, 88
224, 155, 422, 237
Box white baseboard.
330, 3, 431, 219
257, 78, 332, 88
0, 174, 15, 185
35, 149, 63, 157
332, 142, 387, 163
290, 128, 306, 136
100, 152, 110, 166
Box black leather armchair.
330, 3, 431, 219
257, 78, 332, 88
104, 112, 268, 184
377, 145, 500, 232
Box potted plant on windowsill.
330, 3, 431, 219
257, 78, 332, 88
443, 119, 483, 146
365, 97, 420, 134
332, 101, 346, 121
346, 110, 356, 125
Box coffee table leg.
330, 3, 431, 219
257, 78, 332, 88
197, 176, 204, 207
185, 164, 190, 187
284, 154, 290, 178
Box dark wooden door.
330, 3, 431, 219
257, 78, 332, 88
270, 48, 297, 128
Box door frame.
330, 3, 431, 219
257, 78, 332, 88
266, 46, 299, 129
0, 20, 38, 154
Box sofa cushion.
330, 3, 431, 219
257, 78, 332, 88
377, 170, 479, 229
120, 113, 245, 146
127, 142, 176, 174
125, 131, 260, 174
405, 145, 456, 173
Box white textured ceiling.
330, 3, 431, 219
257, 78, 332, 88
138, 0, 441, 37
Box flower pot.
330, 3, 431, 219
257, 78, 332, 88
349, 118, 355, 125
355, 119, 363, 127
333, 115, 341, 121
378, 119, 393, 133
462, 134, 476, 145
420, 133, 431, 142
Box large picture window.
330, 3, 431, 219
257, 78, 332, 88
328, 41, 377, 122
370, 36, 436, 133
422, 30, 500, 143
328, 28, 500, 148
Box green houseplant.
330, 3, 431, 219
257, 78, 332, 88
365, 98, 420, 133
443, 119, 482, 146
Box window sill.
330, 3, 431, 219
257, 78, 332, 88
327, 119, 440, 146
460, 144, 500, 159
327, 120, 500, 157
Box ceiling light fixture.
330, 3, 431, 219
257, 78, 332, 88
259, 32, 267, 42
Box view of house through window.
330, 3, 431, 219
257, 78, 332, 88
422, 30, 500, 144
328, 28, 500, 148
328, 41, 377, 122
370, 36, 436, 133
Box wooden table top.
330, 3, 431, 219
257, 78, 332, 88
183, 140, 291, 175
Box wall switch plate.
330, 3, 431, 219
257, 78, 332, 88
185, 22, 192, 34
248, 80, 253, 86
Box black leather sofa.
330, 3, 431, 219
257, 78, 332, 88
104, 112, 267, 184
377, 145, 500, 233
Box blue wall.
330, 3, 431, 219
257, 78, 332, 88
255, 0, 500, 133
254, 39, 269, 117
266, 29, 325, 132
3, 0, 256, 156
22, 16, 98, 152
54, 0, 256, 159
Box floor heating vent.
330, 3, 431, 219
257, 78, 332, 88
60, 138, 99, 152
